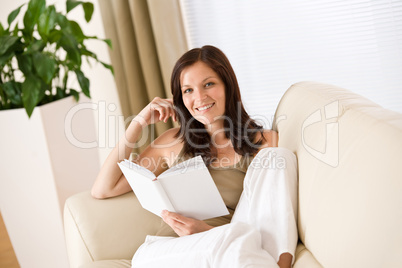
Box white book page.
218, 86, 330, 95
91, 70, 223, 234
118, 161, 175, 216
158, 165, 229, 220
158, 155, 205, 178
122, 159, 156, 178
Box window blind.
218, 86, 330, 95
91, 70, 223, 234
179, 0, 402, 127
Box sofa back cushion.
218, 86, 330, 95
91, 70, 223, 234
274, 81, 402, 268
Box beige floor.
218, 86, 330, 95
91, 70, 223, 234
0, 213, 19, 268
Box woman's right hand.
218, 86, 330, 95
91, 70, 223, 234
136, 97, 177, 125
92, 97, 177, 199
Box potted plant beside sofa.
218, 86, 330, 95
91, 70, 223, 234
0, 0, 113, 267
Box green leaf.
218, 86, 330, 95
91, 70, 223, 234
66, 1, 93, 22
26, 39, 46, 53
100, 61, 114, 75
38, 5, 57, 39
23, 10, 33, 36
74, 70, 90, 98
103, 39, 112, 49
23, 0, 46, 36
80, 47, 97, 59
17, 54, 33, 74
0, 83, 7, 108
48, 30, 62, 43
60, 33, 81, 66
68, 20, 85, 43
0, 22, 4, 36
22, 74, 44, 117
2, 81, 22, 106
55, 12, 69, 28
33, 52, 57, 84
69, 88, 80, 101
62, 71, 68, 89
82, 2, 94, 22
66, 0, 82, 13
0, 52, 15, 67
8, 4, 25, 27
12, 23, 19, 35
0, 36, 20, 55
56, 86, 66, 99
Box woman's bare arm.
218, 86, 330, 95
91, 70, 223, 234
91, 98, 177, 199
91, 118, 146, 199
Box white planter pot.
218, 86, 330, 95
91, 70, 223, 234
0, 95, 100, 268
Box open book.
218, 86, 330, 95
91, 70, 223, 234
118, 156, 229, 220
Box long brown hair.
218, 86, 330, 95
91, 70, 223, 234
171, 45, 265, 165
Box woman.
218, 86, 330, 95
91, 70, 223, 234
92, 45, 297, 267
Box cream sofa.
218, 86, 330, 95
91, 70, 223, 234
64, 81, 402, 268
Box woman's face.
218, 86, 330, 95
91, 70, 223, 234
180, 61, 226, 126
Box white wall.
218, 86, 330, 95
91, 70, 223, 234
180, 0, 402, 128
0, 0, 123, 165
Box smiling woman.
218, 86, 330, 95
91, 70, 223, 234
91, 45, 295, 268
170, 46, 268, 166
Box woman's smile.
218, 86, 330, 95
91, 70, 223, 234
196, 103, 215, 112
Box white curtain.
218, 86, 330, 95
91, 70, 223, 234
179, 0, 402, 128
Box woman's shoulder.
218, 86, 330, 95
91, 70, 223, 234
257, 129, 278, 150
151, 127, 182, 148
152, 127, 184, 156
156, 127, 181, 141
137, 127, 183, 175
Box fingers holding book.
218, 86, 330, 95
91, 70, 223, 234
161, 210, 214, 237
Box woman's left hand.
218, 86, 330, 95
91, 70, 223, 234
161, 210, 214, 237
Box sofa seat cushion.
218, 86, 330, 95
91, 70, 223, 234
79, 259, 131, 268
78, 243, 318, 267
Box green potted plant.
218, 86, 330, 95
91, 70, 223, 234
0, 0, 113, 117
0, 1, 114, 267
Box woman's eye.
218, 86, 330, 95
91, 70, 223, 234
205, 82, 214, 87
183, 88, 192, 94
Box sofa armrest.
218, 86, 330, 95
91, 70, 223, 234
64, 191, 161, 268
294, 243, 323, 268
